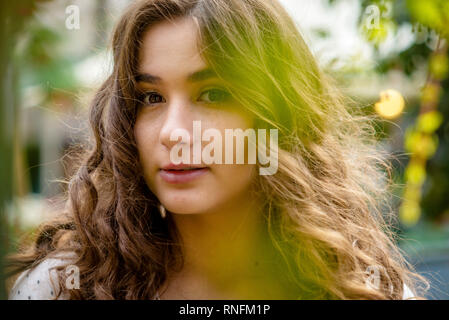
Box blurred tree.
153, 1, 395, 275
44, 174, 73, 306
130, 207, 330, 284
0, 0, 53, 299
331, 0, 449, 228
0, 1, 15, 300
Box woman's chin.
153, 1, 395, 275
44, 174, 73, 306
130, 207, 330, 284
160, 196, 213, 215
163, 204, 209, 215
154, 183, 215, 215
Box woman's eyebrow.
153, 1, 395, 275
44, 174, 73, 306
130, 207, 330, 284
135, 68, 217, 84
135, 73, 161, 84
187, 68, 217, 82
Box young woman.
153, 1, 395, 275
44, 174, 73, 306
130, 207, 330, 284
7, 0, 426, 299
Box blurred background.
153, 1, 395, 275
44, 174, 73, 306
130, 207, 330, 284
0, 0, 448, 299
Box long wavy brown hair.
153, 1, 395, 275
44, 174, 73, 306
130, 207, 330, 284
7, 0, 428, 299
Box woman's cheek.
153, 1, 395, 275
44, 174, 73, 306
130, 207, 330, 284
134, 118, 158, 179
213, 163, 257, 200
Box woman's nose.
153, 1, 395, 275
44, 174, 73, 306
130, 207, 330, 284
159, 100, 194, 151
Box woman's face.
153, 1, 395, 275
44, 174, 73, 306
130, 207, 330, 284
134, 17, 257, 215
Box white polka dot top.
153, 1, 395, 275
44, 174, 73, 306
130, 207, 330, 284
8, 255, 72, 300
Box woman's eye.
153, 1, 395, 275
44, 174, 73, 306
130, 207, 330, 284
198, 88, 231, 104
142, 92, 165, 105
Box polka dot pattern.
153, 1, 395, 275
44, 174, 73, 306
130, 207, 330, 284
8, 253, 76, 300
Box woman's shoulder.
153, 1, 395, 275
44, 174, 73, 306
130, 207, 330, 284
8, 252, 77, 300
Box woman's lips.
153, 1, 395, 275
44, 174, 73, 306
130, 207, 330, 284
159, 167, 209, 184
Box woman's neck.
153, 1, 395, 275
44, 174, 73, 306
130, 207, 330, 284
175, 193, 265, 273
162, 195, 289, 299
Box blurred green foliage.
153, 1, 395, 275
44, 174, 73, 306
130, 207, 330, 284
17, 24, 79, 92
334, 0, 449, 226
0, 0, 55, 299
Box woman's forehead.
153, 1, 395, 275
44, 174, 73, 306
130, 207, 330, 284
138, 17, 206, 82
